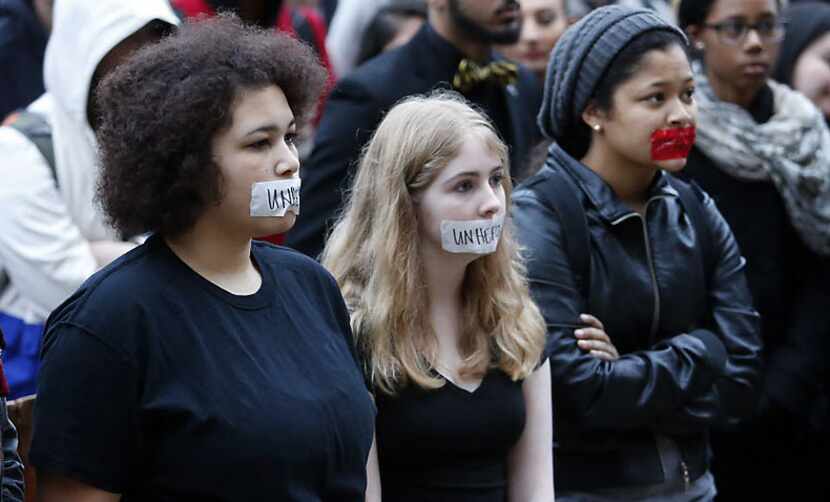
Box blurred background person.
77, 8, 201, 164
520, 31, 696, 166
173, 0, 333, 91
772, 1, 830, 124
679, 0, 830, 499
497, 0, 567, 182
356, 0, 426, 66
0, 0, 178, 401
496, 0, 568, 83
0, 0, 53, 119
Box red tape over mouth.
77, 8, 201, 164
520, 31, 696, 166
650, 126, 696, 161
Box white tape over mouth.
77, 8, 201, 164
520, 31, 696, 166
440, 215, 505, 254
250, 178, 301, 217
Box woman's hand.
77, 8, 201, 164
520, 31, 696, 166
575, 314, 619, 361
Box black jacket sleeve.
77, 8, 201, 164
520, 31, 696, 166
1, 397, 24, 502
656, 192, 763, 431
284, 77, 385, 259
512, 189, 732, 430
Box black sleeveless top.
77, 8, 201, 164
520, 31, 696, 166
375, 369, 526, 501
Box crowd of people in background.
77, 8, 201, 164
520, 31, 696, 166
0, 0, 828, 500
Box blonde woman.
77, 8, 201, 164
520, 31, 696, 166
322, 92, 553, 502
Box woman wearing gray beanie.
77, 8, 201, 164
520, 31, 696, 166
512, 5, 762, 500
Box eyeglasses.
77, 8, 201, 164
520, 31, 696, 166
702, 19, 787, 46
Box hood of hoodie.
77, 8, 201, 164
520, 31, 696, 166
44, 0, 180, 128
41, 0, 179, 242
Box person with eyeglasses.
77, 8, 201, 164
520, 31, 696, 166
678, 0, 830, 500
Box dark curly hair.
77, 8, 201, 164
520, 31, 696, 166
95, 13, 327, 238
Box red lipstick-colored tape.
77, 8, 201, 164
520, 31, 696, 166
650, 126, 696, 161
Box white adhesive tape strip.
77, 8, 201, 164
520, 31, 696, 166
440, 215, 504, 254
250, 178, 301, 217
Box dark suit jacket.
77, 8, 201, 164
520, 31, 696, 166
285, 23, 542, 258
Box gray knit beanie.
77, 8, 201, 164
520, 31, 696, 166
537, 5, 687, 141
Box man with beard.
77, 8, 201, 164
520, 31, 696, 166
285, 0, 542, 259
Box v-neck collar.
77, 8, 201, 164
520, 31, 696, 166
434, 367, 489, 395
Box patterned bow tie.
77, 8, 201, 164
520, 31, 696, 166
452, 59, 518, 93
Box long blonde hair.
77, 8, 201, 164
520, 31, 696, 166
321, 92, 546, 395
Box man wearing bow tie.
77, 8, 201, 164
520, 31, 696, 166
285, 0, 543, 259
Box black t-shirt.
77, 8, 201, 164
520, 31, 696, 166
30, 235, 375, 501
375, 369, 526, 501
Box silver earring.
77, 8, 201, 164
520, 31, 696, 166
695, 41, 705, 50
592, 124, 601, 132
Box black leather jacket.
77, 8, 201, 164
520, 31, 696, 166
512, 145, 762, 492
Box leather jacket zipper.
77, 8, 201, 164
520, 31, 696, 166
639, 215, 660, 341
681, 459, 691, 491
641, 196, 690, 491
654, 431, 691, 491
617, 196, 689, 491
611, 196, 668, 343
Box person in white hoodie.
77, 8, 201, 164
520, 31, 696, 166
0, 0, 179, 399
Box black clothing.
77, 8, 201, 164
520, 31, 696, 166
681, 84, 830, 501
512, 146, 762, 492
376, 369, 525, 501
0, 0, 48, 118
284, 23, 542, 258
30, 235, 375, 501
0, 328, 24, 502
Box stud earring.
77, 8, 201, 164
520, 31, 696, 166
695, 41, 705, 50
592, 124, 602, 132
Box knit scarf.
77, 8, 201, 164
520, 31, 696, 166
693, 64, 830, 256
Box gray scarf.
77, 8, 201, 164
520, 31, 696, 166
693, 64, 830, 256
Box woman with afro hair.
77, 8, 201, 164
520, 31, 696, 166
30, 14, 375, 501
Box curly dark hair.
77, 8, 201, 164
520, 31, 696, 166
95, 13, 327, 238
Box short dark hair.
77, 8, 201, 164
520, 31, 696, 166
562, 29, 689, 159
95, 13, 327, 238
677, 0, 782, 29
357, 1, 426, 66
677, 0, 718, 29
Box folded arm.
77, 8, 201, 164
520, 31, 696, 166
513, 190, 731, 430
